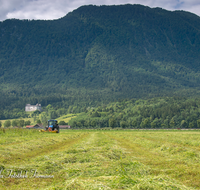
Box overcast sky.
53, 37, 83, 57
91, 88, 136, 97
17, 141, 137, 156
0, 0, 200, 21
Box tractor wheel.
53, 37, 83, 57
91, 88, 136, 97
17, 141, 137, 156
56, 126, 60, 133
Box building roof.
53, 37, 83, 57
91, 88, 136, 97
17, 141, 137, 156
26, 124, 44, 129
26, 125, 34, 128
59, 125, 71, 129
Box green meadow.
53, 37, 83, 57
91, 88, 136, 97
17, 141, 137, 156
0, 129, 200, 189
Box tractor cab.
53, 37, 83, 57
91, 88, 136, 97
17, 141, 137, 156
46, 119, 59, 133
48, 119, 58, 127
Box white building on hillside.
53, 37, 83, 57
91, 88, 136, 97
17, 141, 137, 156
25, 103, 42, 112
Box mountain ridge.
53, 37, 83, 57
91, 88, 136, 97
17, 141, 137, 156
0, 4, 200, 110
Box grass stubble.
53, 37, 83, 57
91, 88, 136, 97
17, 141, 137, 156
0, 128, 199, 189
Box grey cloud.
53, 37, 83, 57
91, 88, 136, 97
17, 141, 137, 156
0, 0, 200, 21
177, 0, 200, 15
0, 0, 25, 20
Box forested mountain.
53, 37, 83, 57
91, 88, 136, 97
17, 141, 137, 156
0, 4, 200, 114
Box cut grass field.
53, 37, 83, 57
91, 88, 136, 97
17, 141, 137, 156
0, 129, 200, 189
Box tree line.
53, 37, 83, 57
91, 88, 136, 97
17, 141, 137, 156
0, 119, 31, 128
2, 96, 200, 130
68, 96, 200, 129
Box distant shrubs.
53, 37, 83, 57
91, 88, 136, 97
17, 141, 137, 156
58, 121, 68, 125
2, 119, 31, 128
91, 111, 101, 117
4, 120, 11, 128
25, 120, 31, 126
36, 119, 42, 124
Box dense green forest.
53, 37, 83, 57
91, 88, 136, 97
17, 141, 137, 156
68, 96, 200, 129
0, 4, 200, 118
2, 96, 200, 129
